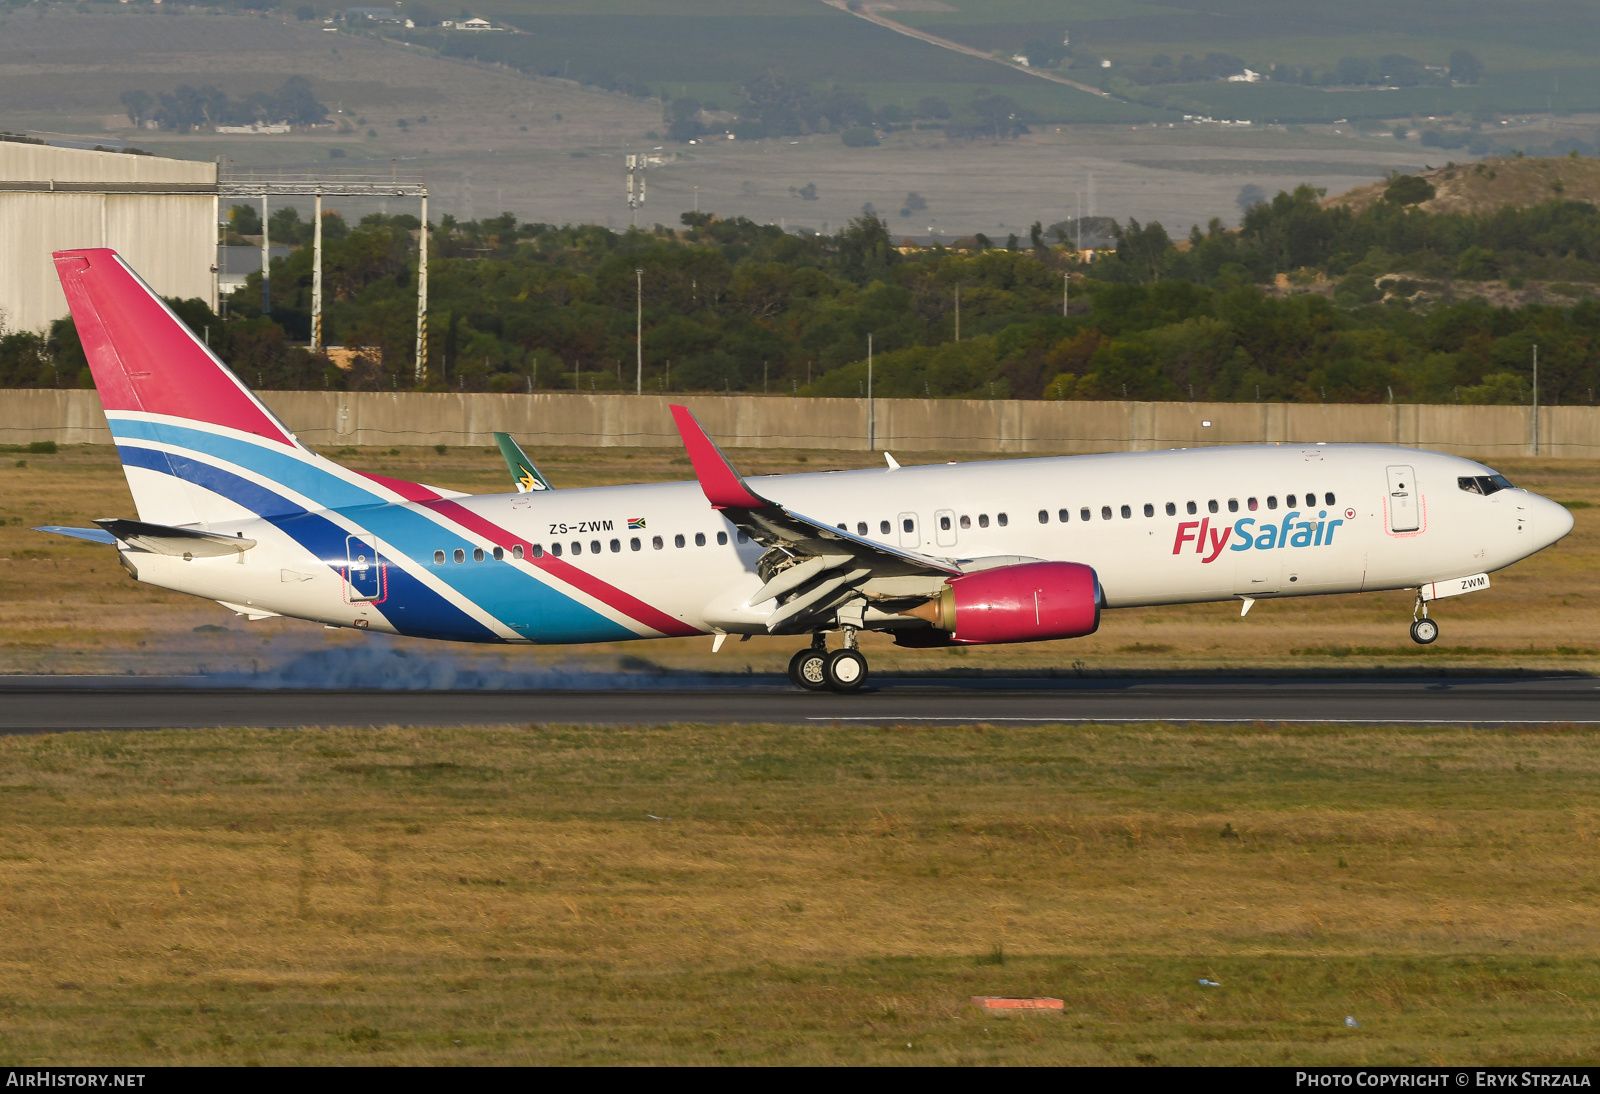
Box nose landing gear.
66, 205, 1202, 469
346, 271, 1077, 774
788, 629, 869, 692
1410, 590, 1439, 645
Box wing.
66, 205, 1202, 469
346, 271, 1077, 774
494, 431, 553, 493
669, 405, 960, 634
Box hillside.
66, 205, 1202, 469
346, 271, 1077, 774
1326, 156, 1600, 216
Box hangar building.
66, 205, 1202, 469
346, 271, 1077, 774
0, 139, 216, 333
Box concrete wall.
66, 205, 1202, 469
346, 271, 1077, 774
6, 388, 1600, 459
1, 144, 217, 332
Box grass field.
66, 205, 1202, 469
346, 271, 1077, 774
1, 719, 1598, 1064
4, 440, 1599, 1064
1, 442, 1595, 679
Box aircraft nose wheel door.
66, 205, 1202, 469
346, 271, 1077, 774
1385, 465, 1420, 533
344, 535, 386, 603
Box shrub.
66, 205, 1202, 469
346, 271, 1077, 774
1384, 175, 1436, 205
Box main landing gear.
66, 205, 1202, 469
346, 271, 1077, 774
788, 630, 868, 692
1410, 590, 1439, 645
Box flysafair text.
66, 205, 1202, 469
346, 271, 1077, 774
36, 250, 1575, 691
1175, 508, 1348, 564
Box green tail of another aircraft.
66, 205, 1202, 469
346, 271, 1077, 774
493, 432, 553, 493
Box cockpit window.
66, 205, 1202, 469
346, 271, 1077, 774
1459, 474, 1513, 496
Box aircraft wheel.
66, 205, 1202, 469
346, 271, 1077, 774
1410, 618, 1439, 645
825, 648, 868, 692
789, 648, 829, 691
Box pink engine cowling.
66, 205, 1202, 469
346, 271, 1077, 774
908, 561, 1101, 645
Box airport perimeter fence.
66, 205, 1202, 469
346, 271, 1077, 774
0, 389, 1591, 460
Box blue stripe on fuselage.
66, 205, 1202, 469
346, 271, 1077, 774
114, 443, 637, 644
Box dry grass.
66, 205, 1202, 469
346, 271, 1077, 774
1327, 156, 1600, 217
0, 720, 1598, 1064
1, 443, 1596, 678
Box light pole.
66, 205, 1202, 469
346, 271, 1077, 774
1533, 343, 1540, 455
635, 268, 644, 395
260, 193, 270, 316
415, 194, 428, 385
867, 332, 874, 450
311, 190, 323, 352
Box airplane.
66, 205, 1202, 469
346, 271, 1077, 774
36, 248, 1575, 692
495, 431, 553, 493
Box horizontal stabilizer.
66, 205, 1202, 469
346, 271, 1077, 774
34, 525, 118, 545
93, 517, 256, 557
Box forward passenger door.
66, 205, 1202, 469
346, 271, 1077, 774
1386, 465, 1420, 532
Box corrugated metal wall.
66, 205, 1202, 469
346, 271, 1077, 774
1, 144, 216, 333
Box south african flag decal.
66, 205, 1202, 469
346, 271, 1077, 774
627, 517, 646, 529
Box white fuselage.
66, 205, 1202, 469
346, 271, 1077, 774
123, 444, 1571, 644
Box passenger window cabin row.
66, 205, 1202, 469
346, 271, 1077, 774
1037, 492, 1339, 524
838, 513, 1012, 535
432, 529, 748, 565
430, 489, 1347, 566
826, 492, 1341, 541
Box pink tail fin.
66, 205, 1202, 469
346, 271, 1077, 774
53, 248, 299, 447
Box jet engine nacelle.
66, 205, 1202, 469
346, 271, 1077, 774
903, 561, 1101, 645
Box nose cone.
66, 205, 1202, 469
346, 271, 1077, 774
1533, 492, 1575, 548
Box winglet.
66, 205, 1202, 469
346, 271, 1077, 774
669, 405, 772, 509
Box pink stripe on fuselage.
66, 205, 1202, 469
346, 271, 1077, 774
358, 472, 443, 503
422, 499, 703, 638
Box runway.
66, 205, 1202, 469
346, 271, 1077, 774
0, 674, 1596, 732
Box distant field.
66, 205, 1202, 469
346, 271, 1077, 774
431, 0, 1600, 124
1, 443, 1594, 680
0, 719, 1597, 1064
407, 7, 1147, 125
0, 8, 1440, 233
893, 0, 1600, 120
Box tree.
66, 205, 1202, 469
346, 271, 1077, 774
1335, 56, 1370, 85
1236, 184, 1267, 216
665, 97, 704, 143
1378, 54, 1426, 87
970, 90, 1028, 139
119, 90, 152, 127
229, 204, 262, 236
267, 76, 329, 126
1449, 49, 1484, 84
1115, 218, 1174, 283
833, 214, 896, 284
